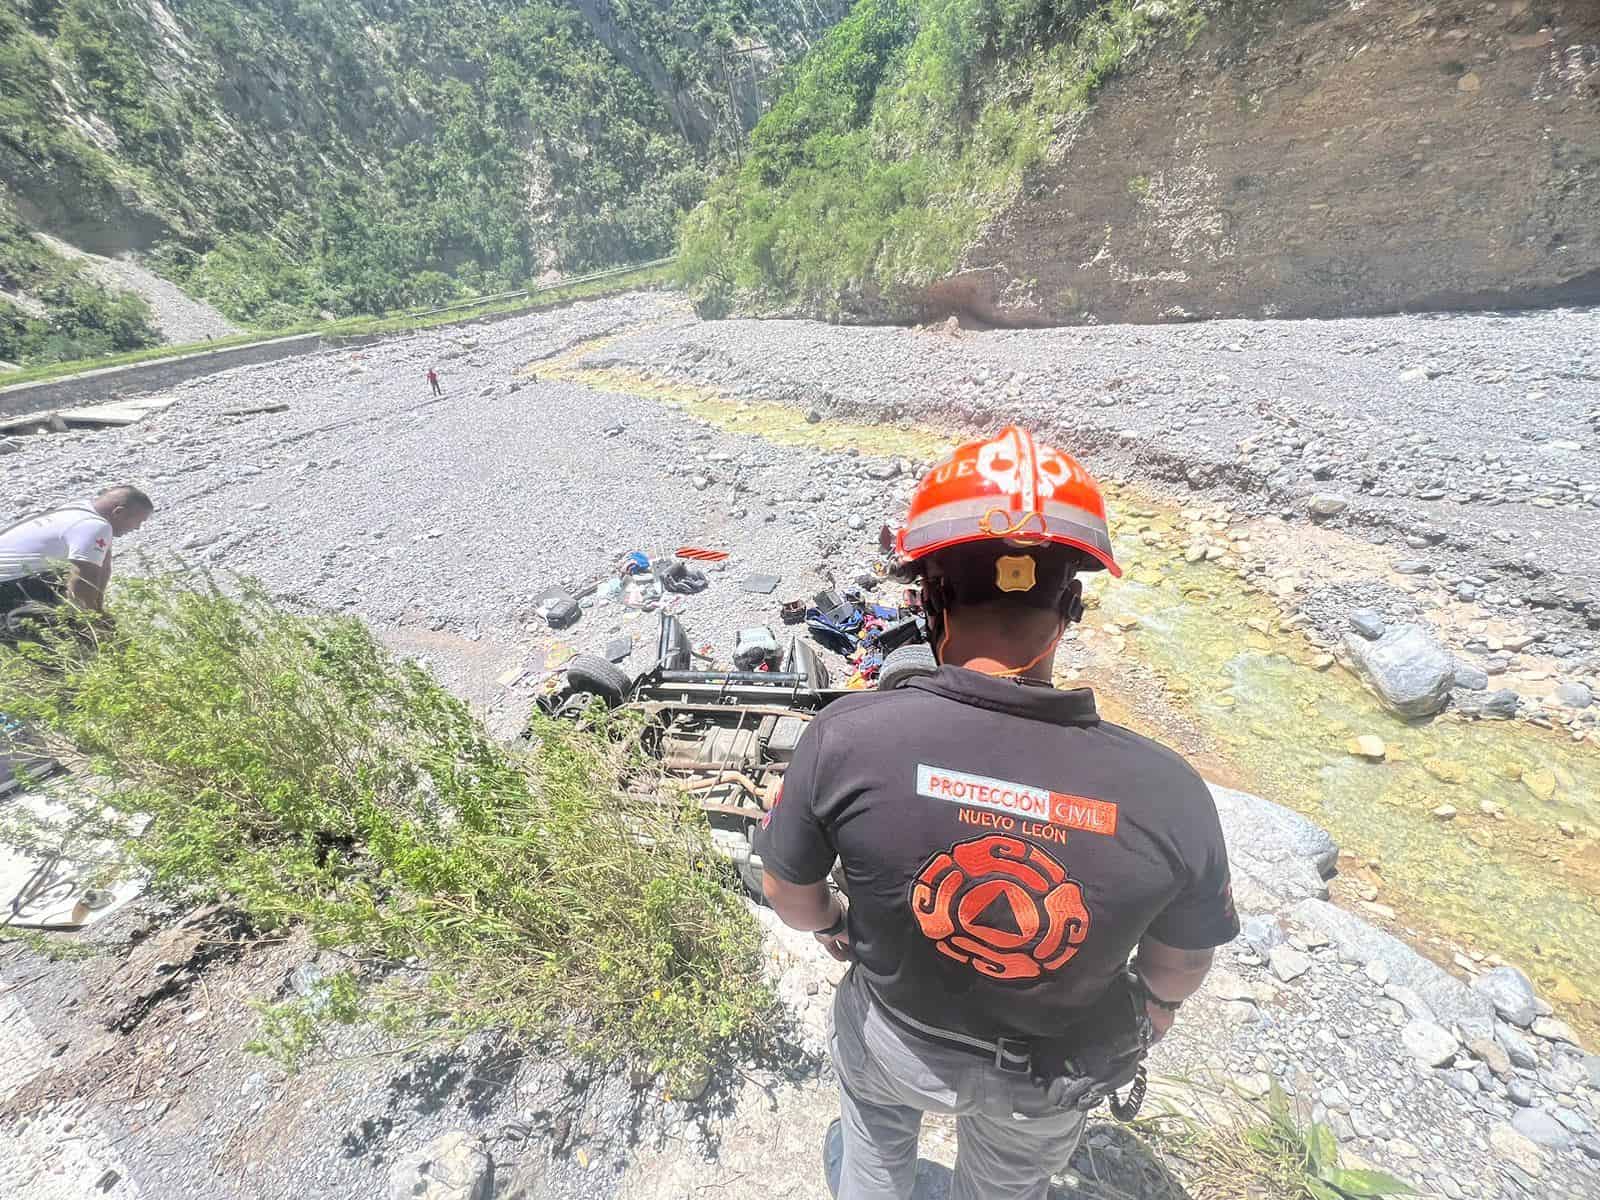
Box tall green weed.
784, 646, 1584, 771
0, 577, 770, 1083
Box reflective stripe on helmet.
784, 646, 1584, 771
902, 506, 1118, 574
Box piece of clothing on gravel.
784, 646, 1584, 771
0, 503, 111, 583
755, 665, 1239, 1044
829, 965, 1085, 1200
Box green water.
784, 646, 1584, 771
1088, 537, 1600, 1032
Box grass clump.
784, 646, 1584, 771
678, 0, 1211, 317
1121, 1080, 1415, 1200
0, 576, 770, 1084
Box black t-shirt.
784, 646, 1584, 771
754, 666, 1238, 1042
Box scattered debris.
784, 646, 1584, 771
740, 573, 781, 595
221, 403, 290, 418
676, 546, 728, 562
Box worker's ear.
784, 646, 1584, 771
1059, 578, 1085, 625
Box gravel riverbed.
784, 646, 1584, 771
1, 292, 1597, 1200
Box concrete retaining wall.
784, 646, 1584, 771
0, 333, 326, 420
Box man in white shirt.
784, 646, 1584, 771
0, 485, 155, 620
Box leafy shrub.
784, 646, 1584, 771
0, 193, 161, 365
679, 0, 1211, 314
0, 576, 772, 1083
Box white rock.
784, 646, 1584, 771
388, 1131, 492, 1200
1400, 1019, 1458, 1067
1269, 944, 1311, 982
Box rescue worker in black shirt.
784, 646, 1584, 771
754, 426, 1238, 1200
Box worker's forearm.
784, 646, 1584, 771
65, 569, 104, 611
1135, 943, 1214, 1003
762, 873, 841, 932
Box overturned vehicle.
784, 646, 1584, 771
532, 614, 935, 893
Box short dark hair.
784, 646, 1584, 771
98, 484, 155, 512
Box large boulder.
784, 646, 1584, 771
1208, 783, 1339, 905
389, 1132, 493, 1200
1343, 623, 1456, 718
1472, 965, 1539, 1028
1291, 898, 1496, 1041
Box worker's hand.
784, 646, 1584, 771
813, 899, 852, 962
1144, 998, 1176, 1044
814, 926, 852, 962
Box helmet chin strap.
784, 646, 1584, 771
927, 575, 1082, 678
936, 609, 1067, 679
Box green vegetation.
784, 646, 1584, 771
678, 0, 1208, 316
0, 193, 160, 365
1129, 1081, 1415, 1200
0, 0, 833, 362
0, 259, 672, 388
0, 577, 771, 1082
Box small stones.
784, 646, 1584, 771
1233, 1072, 1273, 1100
1467, 1037, 1512, 1079
1431, 805, 1457, 821
1506, 1078, 1535, 1107
1400, 1018, 1458, 1067
1496, 1022, 1539, 1069
1510, 1107, 1574, 1149
1472, 966, 1538, 1027
1553, 682, 1593, 709
1350, 609, 1387, 640
1521, 769, 1557, 801
1347, 735, 1387, 760
1488, 1122, 1544, 1177
1241, 914, 1287, 957
1269, 944, 1312, 982
1307, 493, 1350, 517
1531, 1016, 1577, 1045
1452, 662, 1488, 691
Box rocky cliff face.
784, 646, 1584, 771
928, 0, 1600, 326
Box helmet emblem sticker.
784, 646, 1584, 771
910, 834, 1091, 981
976, 437, 1023, 495
995, 554, 1037, 593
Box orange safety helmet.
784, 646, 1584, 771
894, 426, 1120, 577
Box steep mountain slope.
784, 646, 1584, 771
0, 0, 845, 362
680, 0, 1600, 324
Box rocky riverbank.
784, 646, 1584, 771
1, 292, 1596, 1198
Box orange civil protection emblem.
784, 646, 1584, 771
910, 834, 1091, 981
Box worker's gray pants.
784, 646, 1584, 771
830, 968, 1086, 1200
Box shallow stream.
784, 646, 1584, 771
1094, 519, 1599, 1038
561, 364, 1600, 1038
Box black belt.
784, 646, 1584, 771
861, 976, 1038, 1075
858, 974, 1150, 1119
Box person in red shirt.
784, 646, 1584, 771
755, 427, 1236, 1200
427, 368, 442, 397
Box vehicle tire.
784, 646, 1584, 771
878, 643, 937, 691
565, 653, 631, 706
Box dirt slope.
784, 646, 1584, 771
929, 0, 1600, 325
